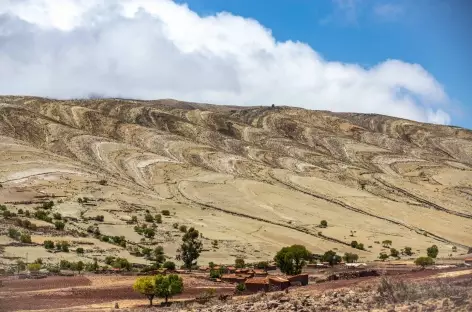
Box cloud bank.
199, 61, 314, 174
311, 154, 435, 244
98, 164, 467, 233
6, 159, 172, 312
0, 0, 451, 124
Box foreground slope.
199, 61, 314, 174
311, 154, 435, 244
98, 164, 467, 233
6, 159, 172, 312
0, 96, 471, 266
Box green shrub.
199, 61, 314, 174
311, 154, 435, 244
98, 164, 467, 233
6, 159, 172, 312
379, 252, 389, 261
210, 269, 221, 278
44, 240, 55, 249
350, 241, 358, 248
20, 233, 32, 243
179, 225, 187, 233
163, 261, 176, 270
236, 283, 246, 292
403, 246, 413, 256
144, 213, 154, 223
8, 227, 21, 240
173, 223, 179, 229
414, 256, 434, 268
390, 248, 399, 257
28, 263, 41, 272
94, 215, 104, 222
427, 245, 439, 258
161, 210, 170, 216
53, 213, 62, 220
54, 221, 65, 230
42, 201, 54, 209
320, 220, 328, 228
76, 247, 84, 254
155, 214, 162, 224
18, 209, 24, 214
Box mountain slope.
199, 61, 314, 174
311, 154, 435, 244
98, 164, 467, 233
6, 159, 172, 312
1, 96, 471, 265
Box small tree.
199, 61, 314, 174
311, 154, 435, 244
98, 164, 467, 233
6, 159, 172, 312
176, 227, 203, 270
255, 261, 269, 270
77, 261, 84, 274
320, 220, 328, 228
133, 276, 156, 306
452, 246, 457, 252
357, 243, 365, 250
382, 240, 392, 248
16, 260, 26, 273
144, 228, 155, 239
76, 247, 84, 254
427, 245, 439, 258
403, 246, 413, 256
322, 250, 342, 266
155, 214, 162, 224
155, 274, 184, 304
350, 241, 358, 248
172, 223, 179, 229
144, 213, 154, 223
379, 252, 389, 261
44, 240, 55, 249
179, 225, 188, 233
54, 221, 65, 230
274, 245, 311, 274
154, 246, 166, 266
415, 256, 434, 268
53, 213, 62, 220
163, 261, 176, 270
42, 201, 54, 209
235, 258, 245, 269
161, 210, 170, 216
390, 248, 399, 258
131, 216, 138, 223
236, 283, 246, 292
8, 228, 20, 240
343, 252, 359, 263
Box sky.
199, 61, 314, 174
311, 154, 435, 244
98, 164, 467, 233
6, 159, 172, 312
0, 0, 471, 128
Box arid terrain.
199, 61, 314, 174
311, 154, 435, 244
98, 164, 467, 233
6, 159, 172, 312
1, 95, 472, 268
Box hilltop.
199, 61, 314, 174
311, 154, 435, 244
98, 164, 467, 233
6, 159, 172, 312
1, 96, 471, 267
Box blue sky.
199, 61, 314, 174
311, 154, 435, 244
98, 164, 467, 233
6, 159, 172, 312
176, 0, 472, 129
1, 0, 470, 128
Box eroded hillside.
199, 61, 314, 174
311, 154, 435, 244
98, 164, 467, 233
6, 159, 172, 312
1, 96, 471, 266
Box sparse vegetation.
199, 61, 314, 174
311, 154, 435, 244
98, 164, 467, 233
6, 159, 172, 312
235, 258, 245, 268
20, 232, 32, 243
236, 283, 246, 292
144, 213, 154, 223
382, 240, 392, 248
76, 247, 84, 254
44, 240, 55, 249
28, 263, 41, 272
172, 222, 179, 229
54, 221, 65, 230
98, 179, 108, 185
161, 210, 170, 216
320, 220, 328, 228
379, 252, 389, 261
53, 212, 62, 220
155, 214, 162, 223
42, 201, 54, 209
179, 225, 187, 232
390, 248, 399, 258
403, 246, 413, 256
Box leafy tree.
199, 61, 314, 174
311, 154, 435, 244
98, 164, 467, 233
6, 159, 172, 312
179, 225, 188, 233
134, 276, 157, 306
163, 261, 176, 270
28, 263, 41, 272
235, 258, 245, 269
154, 246, 166, 266
42, 201, 54, 209
20, 233, 32, 243
320, 220, 328, 228
161, 210, 170, 216
144, 228, 155, 239
274, 245, 311, 275
76, 247, 84, 254
155, 274, 184, 304
379, 252, 389, 261
53, 213, 62, 220
415, 256, 434, 268
322, 250, 342, 266
112, 258, 131, 271
210, 269, 221, 278
155, 214, 162, 224
403, 246, 413, 256
427, 245, 439, 258
44, 240, 55, 249
357, 243, 365, 250
54, 221, 65, 230
176, 227, 203, 270
390, 248, 399, 258
350, 241, 358, 248
343, 252, 359, 263
77, 261, 84, 274
382, 240, 392, 248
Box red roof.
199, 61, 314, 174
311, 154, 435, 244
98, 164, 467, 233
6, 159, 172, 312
245, 277, 269, 285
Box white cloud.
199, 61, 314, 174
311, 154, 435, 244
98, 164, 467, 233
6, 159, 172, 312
373, 3, 404, 21
0, 0, 451, 124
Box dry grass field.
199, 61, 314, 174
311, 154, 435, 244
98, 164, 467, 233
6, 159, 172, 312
1, 96, 471, 268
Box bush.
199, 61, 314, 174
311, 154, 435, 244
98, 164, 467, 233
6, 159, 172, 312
0, 204, 6, 211
236, 283, 246, 292
163, 261, 176, 270
25, 210, 31, 217
94, 215, 104, 222
131, 216, 138, 223
350, 241, 358, 248
212, 240, 218, 248
161, 210, 170, 216
18, 208, 24, 214
382, 240, 392, 248
20, 233, 32, 243
320, 220, 328, 228
427, 245, 439, 258
42, 201, 54, 209
357, 243, 365, 250
144, 213, 154, 223
98, 179, 108, 186
255, 261, 269, 270
28, 263, 41, 272
54, 221, 65, 230
173, 223, 179, 229
44, 240, 55, 249
179, 225, 187, 233
155, 214, 162, 224
76, 247, 84, 254
379, 252, 389, 261
210, 269, 221, 278
3, 210, 12, 218
143, 228, 155, 239
53, 213, 62, 220
56, 241, 70, 252
452, 246, 457, 252
415, 256, 434, 268
8, 228, 21, 240
322, 250, 342, 266
403, 246, 413, 256
112, 258, 131, 271
390, 248, 399, 258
